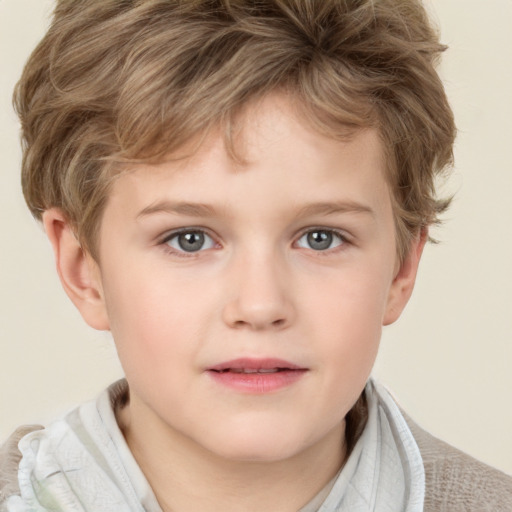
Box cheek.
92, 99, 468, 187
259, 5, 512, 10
103, 280, 195, 403
101, 260, 221, 368
301, 265, 391, 371
303, 264, 391, 330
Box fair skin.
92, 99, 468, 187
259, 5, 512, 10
44, 95, 425, 512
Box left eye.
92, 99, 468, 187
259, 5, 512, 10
296, 229, 345, 251
165, 230, 216, 253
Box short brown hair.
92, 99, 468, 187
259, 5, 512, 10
14, 0, 455, 261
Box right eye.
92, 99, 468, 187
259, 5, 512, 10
164, 230, 216, 253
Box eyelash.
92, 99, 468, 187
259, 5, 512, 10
160, 228, 218, 258
159, 227, 350, 257
295, 227, 349, 254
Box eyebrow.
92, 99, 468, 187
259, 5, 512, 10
136, 200, 375, 220
296, 201, 375, 219
137, 201, 216, 219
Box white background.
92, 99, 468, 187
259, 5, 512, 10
1, 0, 511, 474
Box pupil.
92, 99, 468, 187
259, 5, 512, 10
178, 232, 204, 252
307, 231, 332, 250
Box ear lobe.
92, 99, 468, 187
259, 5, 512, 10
42, 208, 110, 331
383, 228, 428, 326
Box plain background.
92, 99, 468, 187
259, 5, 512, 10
1, 0, 511, 474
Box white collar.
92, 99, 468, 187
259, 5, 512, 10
302, 380, 425, 512
8, 379, 424, 512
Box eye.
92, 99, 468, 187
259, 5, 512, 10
296, 229, 345, 251
164, 230, 216, 253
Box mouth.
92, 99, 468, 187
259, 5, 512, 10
206, 358, 308, 393
216, 368, 285, 374
208, 357, 305, 372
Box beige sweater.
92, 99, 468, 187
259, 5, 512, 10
1, 404, 511, 511
405, 414, 512, 511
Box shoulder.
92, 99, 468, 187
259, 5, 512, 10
0, 381, 128, 508
403, 413, 512, 512
0, 425, 43, 506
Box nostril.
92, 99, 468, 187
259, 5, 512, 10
222, 294, 293, 330
231, 318, 286, 329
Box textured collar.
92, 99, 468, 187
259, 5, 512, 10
6, 379, 424, 511
299, 380, 425, 511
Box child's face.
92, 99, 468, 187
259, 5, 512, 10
84, 95, 420, 462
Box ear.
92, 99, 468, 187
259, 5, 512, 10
382, 228, 428, 326
42, 208, 110, 331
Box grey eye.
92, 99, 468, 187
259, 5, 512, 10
297, 230, 344, 251
166, 231, 215, 252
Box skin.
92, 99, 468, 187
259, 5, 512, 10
44, 95, 425, 512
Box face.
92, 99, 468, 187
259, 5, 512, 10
90, 95, 416, 463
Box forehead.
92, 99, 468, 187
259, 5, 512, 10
106, 95, 391, 224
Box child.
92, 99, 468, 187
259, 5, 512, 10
1, 1, 511, 511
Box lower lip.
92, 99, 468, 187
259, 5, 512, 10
207, 369, 307, 393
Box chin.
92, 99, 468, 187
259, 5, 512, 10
201, 423, 313, 463
214, 443, 301, 464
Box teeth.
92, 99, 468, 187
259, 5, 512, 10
228, 368, 280, 374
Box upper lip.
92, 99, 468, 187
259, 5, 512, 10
207, 358, 306, 372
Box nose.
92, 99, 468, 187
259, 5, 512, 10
222, 250, 294, 331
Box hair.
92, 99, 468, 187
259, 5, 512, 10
14, 0, 455, 262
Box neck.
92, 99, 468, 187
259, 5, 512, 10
118, 397, 346, 512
